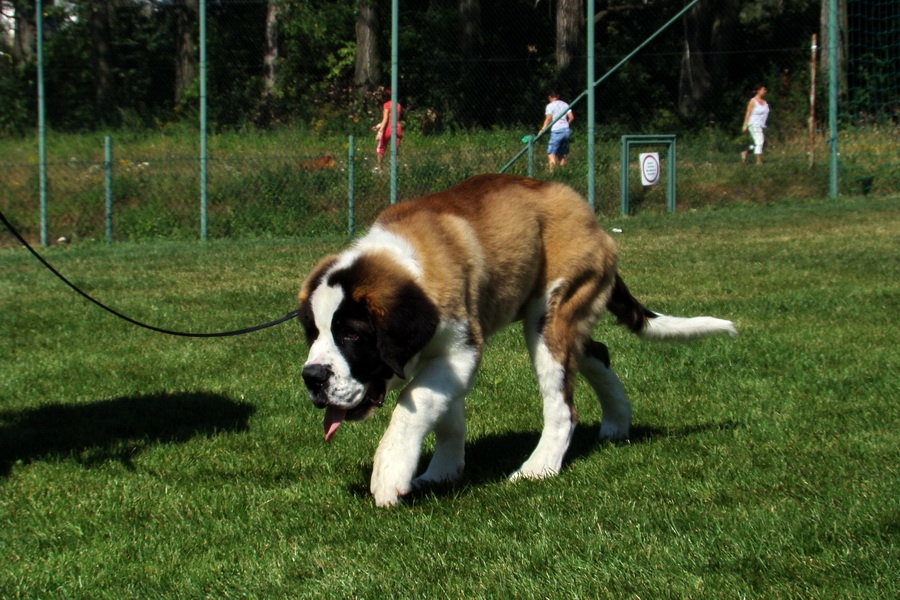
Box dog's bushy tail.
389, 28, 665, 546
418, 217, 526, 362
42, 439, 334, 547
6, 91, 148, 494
607, 274, 738, 341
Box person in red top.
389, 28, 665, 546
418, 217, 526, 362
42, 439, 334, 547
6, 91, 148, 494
372, 89, 402, 171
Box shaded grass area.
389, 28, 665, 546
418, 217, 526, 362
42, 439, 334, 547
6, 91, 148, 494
1, 195, 897, 597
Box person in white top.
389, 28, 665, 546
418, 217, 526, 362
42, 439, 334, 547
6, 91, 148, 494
741, 84, 770, 164
539, 90, 574, 171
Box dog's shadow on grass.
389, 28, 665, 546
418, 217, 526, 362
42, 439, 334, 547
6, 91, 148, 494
0, 393, 255, 478
350, 420, 744, 503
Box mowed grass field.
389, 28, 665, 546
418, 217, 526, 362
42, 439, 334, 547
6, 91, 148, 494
1, 193, 897, 598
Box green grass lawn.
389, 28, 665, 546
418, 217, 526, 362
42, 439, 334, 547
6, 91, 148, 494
1, 193, 897, 598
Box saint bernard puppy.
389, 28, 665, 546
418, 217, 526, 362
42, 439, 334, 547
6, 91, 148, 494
298, 173, 737, 506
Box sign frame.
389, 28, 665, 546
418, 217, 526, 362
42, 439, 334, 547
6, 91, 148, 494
620, 135, 677, 215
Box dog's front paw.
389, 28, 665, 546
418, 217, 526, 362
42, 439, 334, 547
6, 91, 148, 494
509, 464, 559, 482
370, 477, 411, 507
371, 488, 405, 507
370, 461, 413, 508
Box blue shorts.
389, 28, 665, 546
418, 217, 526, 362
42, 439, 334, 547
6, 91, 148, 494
547, 129, 571, 157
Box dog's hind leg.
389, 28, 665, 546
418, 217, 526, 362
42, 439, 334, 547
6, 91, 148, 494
511, 295, 580, 481
578, 340, 631, 440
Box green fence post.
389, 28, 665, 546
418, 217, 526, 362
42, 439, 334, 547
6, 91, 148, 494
827, 0, 839, 198
389, 0, 399, 204
619, 136, 628, 215
348, 135, 356, 236
668, 138, 677, 213
36, 2, 47, 247
105, 136, 113, 244
527, 136, 534, 177
586, 0, 596, 211
199, 0, 209, 239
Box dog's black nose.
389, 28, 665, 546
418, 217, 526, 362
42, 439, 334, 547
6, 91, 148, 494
302, 364, 332, 402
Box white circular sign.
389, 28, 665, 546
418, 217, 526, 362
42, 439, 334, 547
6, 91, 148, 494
640, 153, 660, 186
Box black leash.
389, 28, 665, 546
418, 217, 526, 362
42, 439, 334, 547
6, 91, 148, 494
1, 209, 299, 338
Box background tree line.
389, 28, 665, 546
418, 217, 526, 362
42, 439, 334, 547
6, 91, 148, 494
0, 1, 886, 138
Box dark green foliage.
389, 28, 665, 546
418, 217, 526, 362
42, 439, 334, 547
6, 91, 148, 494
0, 0, 841, 136
40, 2, 176, 131
0, 60, 32, 136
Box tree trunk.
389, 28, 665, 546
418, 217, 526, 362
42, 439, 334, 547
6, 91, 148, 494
175, 0, 199, 106
457, 0, 482, 126
354, 0, 380, 101
677, 0, 738, 119
11, 0, 37, 66
459, 0, 482, 60
263, 0, 280, 99
556, 0, 584, 88
90, 1, 114, 119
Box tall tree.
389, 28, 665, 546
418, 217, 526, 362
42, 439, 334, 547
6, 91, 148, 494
261, 0, 280, 115
89, 0, 114, 118
459, 0, 481, 59
174, 0, 198, 106
456, 0, 482, 125
11, 0, 36, 66
677, 0, 739, 119
555, 0, 583, 88
353, 0, 379, 101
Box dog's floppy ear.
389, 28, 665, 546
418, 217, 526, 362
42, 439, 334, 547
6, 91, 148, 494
369, 281, 440, 378
298, 255, 339, 342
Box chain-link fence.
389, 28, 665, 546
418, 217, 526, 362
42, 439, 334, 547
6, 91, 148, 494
0, 0, 896, 245
838, 0, 899, 195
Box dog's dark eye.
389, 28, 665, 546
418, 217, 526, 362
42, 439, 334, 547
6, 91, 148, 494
333, 315, 370, 346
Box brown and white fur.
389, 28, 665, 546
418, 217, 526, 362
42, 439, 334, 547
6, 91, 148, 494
298, 174, 736, 507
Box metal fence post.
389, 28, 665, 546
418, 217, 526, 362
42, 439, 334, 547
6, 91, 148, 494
828, 0, 839, 198
668, 139, 677, 213
348, 135, 355, 236
105, 136, 113, 244
199, 0, 209, 239
36, 2, 47, 247
586, 0, 596, 211
527, 136, 534, 177
619, 138, 628, 216
389, 0, 399, 205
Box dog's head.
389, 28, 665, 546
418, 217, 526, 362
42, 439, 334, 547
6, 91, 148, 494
298, 252, 439, 441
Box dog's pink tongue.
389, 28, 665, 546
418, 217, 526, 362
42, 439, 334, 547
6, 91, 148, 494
323, 406, 347, 442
